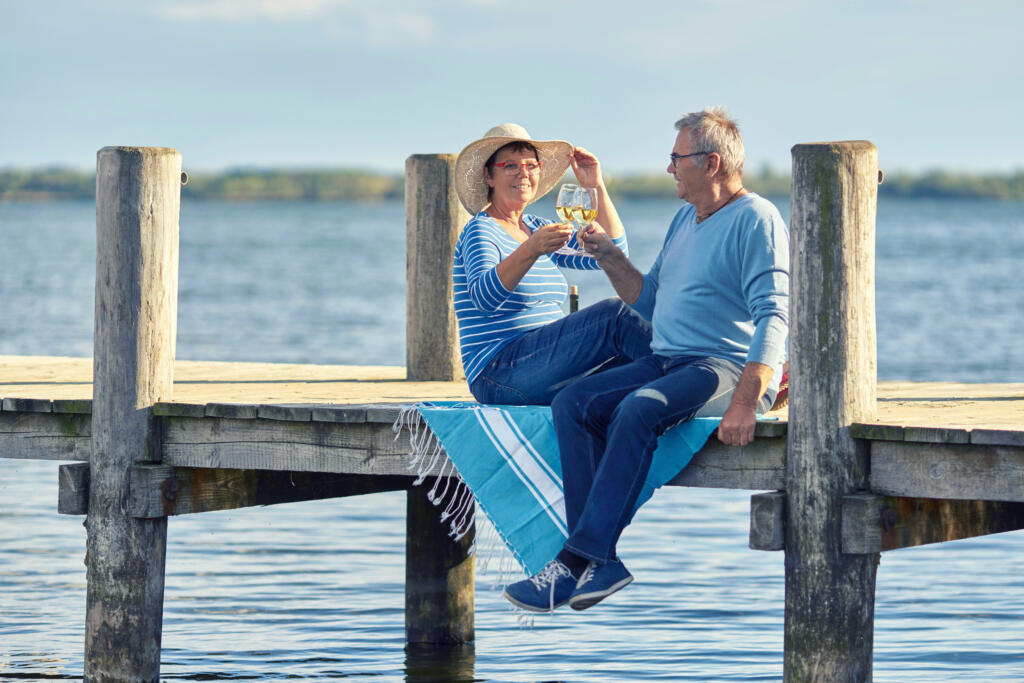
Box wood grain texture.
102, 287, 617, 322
405, 154, 468, 381
842, 494, 1024, 553
750, 491, 786, 551
0, 412, 91, 461
405, 485, 474, 643
665, 437, 786, 490
785, 141, 880, 682
871, 440, 1024, 501
126, 465, 412, 518
86, 146, 180, 683
160, 416, 423, 475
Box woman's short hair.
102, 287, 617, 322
674, 107, 745, 176
484, 141, 540, 199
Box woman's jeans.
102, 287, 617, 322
469, 298, 652, 406
551, 353, 776, 563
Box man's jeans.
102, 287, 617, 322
470, 298, 652, 406
551, 353, 776, 563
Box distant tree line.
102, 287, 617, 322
3, 166, 1023, 202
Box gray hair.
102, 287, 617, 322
674, 107, 745, 176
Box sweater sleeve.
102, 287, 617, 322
461, 221, 515, 313
741, 214, 790, 369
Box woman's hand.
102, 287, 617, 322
526, 222, 573, 257
569, 147, 603, 189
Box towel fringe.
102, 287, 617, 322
395, 404, 541, 629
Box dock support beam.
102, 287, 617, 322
86, 146, 180, 682
403, 153, 475, 643
405, 154, 469, 382
785, 141, 879, 682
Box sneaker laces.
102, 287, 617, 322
578, 562, 596, 586
529, 560, 572, 612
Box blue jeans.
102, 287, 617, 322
469, 298, 652, 406
551, 354, 776, 563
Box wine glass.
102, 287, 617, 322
554, 184, 581, 255
574, 186, 598, 251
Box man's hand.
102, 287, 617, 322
579, 221, 617, 259
716, 361, 774, 447
717, 403, 757, 446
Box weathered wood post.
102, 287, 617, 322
785, 141, 879, 681
86, 146, 180, 682
404, 154, 474, 644
405, 154, 467, 382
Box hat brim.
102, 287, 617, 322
454, 136, 573, 215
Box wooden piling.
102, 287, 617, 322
86, 146, 181, 682
785, 141, 879, 682
405, 154, 469, 381
405, 486, 475, 644
403, 153, 475, 643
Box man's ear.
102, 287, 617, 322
705, 152, 722, 177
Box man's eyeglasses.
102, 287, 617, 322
492, 160, 544, 175
669, 151, 710, 167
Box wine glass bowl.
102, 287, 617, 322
554, 184, 595, 256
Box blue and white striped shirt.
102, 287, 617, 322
453, 211, 627, 384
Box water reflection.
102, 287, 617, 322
404, 643, 478, 683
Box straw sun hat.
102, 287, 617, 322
454, 123, 572, 214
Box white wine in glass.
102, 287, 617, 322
554, 184, 582, 255
572, 186, 599, 254
555, 184, 579, 223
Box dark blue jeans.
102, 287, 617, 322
469, 298, 653, 406
551, 353, 775, 563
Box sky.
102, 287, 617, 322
2, 0, 1022, 175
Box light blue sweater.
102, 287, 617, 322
631, 193, 789, 392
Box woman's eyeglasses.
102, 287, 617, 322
492, 160, 544, 175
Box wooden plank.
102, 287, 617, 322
52, 399, 92, 414
366, 404, 406, 424
842, 494, 1024, 553
667, 437, 786, 490
205, 402, 259, 419
0, 412, 91, 461
2, 397, 53, 413
154, 402, 206, 418
311, 405, 368, 423
124, 465, 412, 518
902, 426, 970, 444
871, 440, 1024, 501
850, 423, 903, 441
754, 421, 788, 438
160, 416, 424, 475
971, 429, 1024, 447
257, 404, 312, 422
750, 491, 786, 551
58, 462, 91, 515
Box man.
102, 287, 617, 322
503, 107, 789, 612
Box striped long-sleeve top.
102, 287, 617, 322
453, 211, 628, 384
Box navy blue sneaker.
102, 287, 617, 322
569, 559, 634, 610
503, 559, 577, 612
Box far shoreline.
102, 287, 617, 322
2, 167, 1023, 202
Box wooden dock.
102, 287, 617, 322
2, 143, 1022, 682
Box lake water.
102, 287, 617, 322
1, 196, 1023, 682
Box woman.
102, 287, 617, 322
452, 123, 651, 405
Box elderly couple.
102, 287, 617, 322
450, 108, 790, 613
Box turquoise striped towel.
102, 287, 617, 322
398, 402, 720, 577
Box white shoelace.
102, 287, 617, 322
529, 560, 572, 611
578, 561, 597, 586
